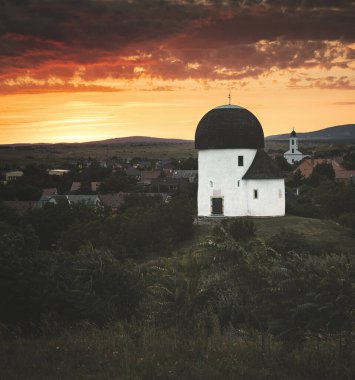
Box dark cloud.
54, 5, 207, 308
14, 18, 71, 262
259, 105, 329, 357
0, 0, 354, 91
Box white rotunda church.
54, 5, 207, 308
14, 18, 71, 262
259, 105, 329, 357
195, 104, 285, 217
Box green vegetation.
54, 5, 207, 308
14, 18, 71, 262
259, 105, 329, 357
1, 324, 353, 380
1, 144, 355, 379
253, 215, 355, 250
1, 209, 355, 379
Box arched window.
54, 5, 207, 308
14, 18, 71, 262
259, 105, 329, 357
209, 180, 213, 188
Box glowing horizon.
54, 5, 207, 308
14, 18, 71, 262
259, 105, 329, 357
0, 1, 354, 144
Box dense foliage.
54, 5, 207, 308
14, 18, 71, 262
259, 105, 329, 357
286, 164, 355, 236
1, 150, 355, 378
1, 215, 354, 378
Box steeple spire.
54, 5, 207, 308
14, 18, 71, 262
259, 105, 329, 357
228, 91, 231, 105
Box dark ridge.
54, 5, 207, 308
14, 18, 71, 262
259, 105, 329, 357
0, 136, 193, 147
266, 124, 355, 141
243, 149, 284, 180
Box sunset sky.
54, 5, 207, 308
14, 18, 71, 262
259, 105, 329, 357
0, 0, 354, 144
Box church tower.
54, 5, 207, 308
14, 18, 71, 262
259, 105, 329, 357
284, 129, 306, 164
195, 104, 285, 217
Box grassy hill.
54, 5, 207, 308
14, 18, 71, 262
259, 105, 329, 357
191, 215, 355, 252
253, 215, 355, 249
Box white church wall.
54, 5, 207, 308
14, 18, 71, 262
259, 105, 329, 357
245, 179, 285, 216
284, 153, 305, 164
284, 135, 308, 164
198, 149, 257, 216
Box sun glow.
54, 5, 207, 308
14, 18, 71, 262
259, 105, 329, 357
1, 81, 354, 144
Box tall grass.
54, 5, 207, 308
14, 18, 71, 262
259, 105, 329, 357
1, 321, 353, 380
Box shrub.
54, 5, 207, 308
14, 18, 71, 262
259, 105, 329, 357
221, 218, 256, 242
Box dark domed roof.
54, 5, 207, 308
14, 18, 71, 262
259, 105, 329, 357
195, 105, 264, 150
291, 129, 297, 137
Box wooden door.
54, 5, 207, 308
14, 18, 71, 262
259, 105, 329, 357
211, 197, 223, 215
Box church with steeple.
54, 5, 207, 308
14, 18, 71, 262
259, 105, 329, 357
283, 129, 308, 164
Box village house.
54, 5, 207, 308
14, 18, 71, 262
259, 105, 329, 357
70, 181, 101, 193
37, 194, 102, 208
70, 182, 81, 192
151, 177, 189, 193
5, 170, 23, 182
99, 192, 126, 214
42, 188, 58, 197
126, 167, 141, 181
66, 195, 102, 207
36, 195, 69, 208
172, 170, 198, 183
295, 157, 355, 183
48, 169, 70, 176
140, 170, 161, 185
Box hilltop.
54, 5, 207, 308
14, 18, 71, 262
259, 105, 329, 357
1, 136, 193, 147
266, 124, 355, 141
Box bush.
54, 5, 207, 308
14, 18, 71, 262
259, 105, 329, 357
221, 218, 256, 242
338, 212, 355, 235
267, 228, 310, 255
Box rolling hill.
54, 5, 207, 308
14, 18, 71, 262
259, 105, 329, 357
1, 136, 193, 147
266, 124, 355, 141
85, 136, 193, 144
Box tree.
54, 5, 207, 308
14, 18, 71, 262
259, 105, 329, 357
275, 155, 292, 171
99, 172, 136, 193
308, 163, 335, 186
221, 218, 256, 242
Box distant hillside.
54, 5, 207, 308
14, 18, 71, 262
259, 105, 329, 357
266, 124, 355, 141
84, 136, 193, 145
0, 136, 193, 147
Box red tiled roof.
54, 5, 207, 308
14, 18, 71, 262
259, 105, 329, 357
295, 157, 355, 181
99, 192, 126, 209
141, 170, 161, 182
70, 182, 81, 192
42, 188, 58, 196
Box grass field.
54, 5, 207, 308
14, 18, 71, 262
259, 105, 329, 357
2, 323, 352, 380
254, 214, 355, 249
0, 141, 291, 168
190, 214, 355, 251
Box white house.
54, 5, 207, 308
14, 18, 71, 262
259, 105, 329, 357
195, 104, 285, 217
284, 129, 307, 164
5, 171, 23, 182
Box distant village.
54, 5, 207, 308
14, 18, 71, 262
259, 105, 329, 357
0, 155, 198, 215
1, 129, 355, 219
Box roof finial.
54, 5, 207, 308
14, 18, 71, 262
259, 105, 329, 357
228, 91, 231, 105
